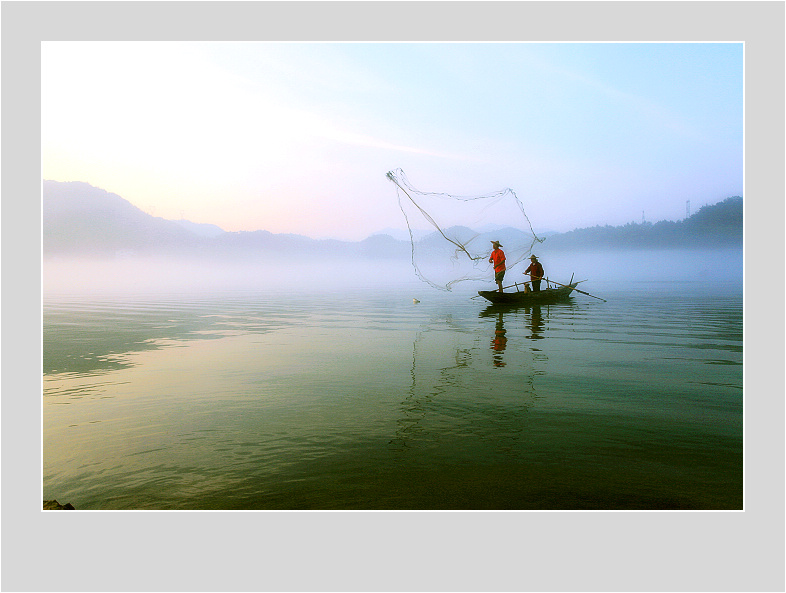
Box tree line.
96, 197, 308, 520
544, 196, 742, 250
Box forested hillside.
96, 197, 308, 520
542, 197, 742, 250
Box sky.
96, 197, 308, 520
42, 42, 743, 241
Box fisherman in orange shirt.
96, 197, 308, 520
489, 240, 506, 292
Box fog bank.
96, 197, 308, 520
43, 248, 743, 298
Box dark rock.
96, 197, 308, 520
43, 499, 75, 510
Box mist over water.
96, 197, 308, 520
43, 247, 743, 296
43, 255, 417, 295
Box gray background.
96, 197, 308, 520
3, 1, 783, 591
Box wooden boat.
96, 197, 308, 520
477, 282, 579, 305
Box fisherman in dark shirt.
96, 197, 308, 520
524, 255, 544, 291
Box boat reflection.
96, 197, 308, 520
528, 305, 544, 340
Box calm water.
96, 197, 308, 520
43, 273, 743, 510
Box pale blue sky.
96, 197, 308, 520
43, 42, 742, 240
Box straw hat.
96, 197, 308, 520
491, 240, 502, 248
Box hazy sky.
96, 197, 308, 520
42, 42, 742, 240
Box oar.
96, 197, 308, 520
546, 279, 607, 302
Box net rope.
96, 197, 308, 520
386, 169, 545, 291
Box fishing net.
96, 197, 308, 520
386, 169, 544, 291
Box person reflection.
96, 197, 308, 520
491, 312, 507, 367
528, 305, 544, 340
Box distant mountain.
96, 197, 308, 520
371, 227, 431, 242
358, 233, 412, 258
43, 180, 743, 259
42, 180, 411, 260
372, 225, 556, 242
413, 225, 537, 256
172, 219, 226, 238
43, 181, 204, 256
